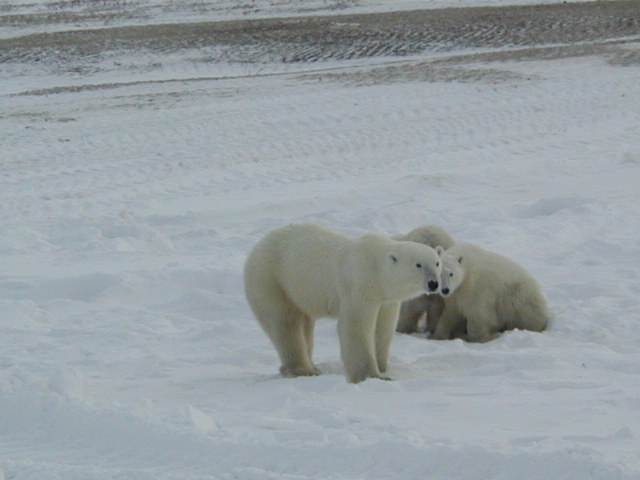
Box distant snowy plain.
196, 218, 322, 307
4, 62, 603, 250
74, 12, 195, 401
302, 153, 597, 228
2, 0, 640, 479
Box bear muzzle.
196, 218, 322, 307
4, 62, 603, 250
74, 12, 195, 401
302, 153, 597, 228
427, 280, 439, 292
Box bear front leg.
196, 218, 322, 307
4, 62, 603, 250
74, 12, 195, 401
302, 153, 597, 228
396, 295, 428, 334
338, 304, 383, 383
465, 308, 500, 343
431, 305, 462, 340
302, 315, 321, 375
425, 295, 445, 335
375, 302, 401, 374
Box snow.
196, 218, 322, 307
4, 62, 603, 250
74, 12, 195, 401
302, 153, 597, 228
2, 0, 640, 479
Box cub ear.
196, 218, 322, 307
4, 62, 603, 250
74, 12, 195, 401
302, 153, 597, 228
435, 245, 444, 256
457, 256, 463, 264
389, 253, 398, 264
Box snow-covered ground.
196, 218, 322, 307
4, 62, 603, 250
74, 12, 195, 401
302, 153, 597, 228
2, 1, 640, 479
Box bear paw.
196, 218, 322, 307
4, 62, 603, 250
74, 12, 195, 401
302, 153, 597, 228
280, 365, 321, 378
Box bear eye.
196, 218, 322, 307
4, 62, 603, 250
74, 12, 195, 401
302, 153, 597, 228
416, 263, 422, 269
449, 272, 454, 277
436, 262, 440, 268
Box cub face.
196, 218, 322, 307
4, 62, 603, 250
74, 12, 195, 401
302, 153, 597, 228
439, 253, 465, 297
385, 242, 443, 299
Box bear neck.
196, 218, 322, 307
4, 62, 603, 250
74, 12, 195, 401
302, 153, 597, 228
357, 233, 398, 300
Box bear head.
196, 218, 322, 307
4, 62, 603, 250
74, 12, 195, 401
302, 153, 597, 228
384, 242, 443, 301
439, 253, 465, 297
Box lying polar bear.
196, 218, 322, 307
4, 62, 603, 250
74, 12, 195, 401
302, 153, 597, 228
432, 242, 550, 342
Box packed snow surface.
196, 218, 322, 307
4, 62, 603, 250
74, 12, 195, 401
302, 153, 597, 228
2, 0, 640, 479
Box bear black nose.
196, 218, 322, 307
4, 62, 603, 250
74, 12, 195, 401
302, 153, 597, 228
441, 287, 450, 296
428, 280, 439, 292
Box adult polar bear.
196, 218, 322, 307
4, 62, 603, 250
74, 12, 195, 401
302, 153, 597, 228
433, 242, 550, 342
244, 223, 443, 383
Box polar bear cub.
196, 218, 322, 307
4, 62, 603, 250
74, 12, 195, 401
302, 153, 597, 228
394, 225, 455, 334
432, 242, 550, 342
244, 223, 443, 383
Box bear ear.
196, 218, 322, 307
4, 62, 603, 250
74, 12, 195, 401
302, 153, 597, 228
435, 245, 445, 256
389, 253, 398, 264
457, 255, 463, 264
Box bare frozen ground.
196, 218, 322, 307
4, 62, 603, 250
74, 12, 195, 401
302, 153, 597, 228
1, 0, 639, 95
0, 0, 628, 36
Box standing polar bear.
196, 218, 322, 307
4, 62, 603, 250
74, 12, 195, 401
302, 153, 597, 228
394, 225, 455, 335
244, 223, 443, 383
432, 242, 550, 343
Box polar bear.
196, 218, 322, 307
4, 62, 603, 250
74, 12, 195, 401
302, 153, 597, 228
394, 224, 455, 249
394, 225, 455, 334
432, 242, 550, 342
244, 223, 443, 383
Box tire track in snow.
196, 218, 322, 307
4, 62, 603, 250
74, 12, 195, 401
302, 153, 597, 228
3, 51, 639, 227
1, 1, 639, 84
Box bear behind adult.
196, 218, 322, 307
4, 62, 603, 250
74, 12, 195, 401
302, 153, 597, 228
394, 225, 455, 334
395, 224, 455, 250
433, 242, 550, 342
244, 223, 443, 383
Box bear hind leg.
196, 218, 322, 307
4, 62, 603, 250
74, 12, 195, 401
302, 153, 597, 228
251, 292, 319, 377
274, 309, 320, 377
514, 295, 550, 333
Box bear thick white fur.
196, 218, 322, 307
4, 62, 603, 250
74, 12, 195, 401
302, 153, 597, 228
432, 242, 550, 342
394, 225, 455, 334
394, 224, 455, 249
244, 223, 443, 383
